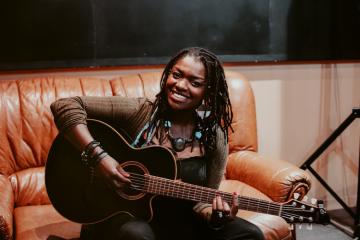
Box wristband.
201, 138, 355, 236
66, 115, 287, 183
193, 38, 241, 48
80, 140, 101, 167
91, 149, 108, 166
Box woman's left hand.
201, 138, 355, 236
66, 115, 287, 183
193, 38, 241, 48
210, 193, 239, 229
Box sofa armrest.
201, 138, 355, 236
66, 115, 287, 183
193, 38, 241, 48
226, 150, 311, 202
0, 174, 14, 240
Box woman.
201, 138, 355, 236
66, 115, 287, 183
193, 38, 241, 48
51, 47, 264, 240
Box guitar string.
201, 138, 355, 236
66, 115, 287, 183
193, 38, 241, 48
128, 173, 311, 217
128, 172, 312, 212
127, 177, 304, 222
127, 178, 304, 222
125, 173, 314, 221
128, 173, 307, 213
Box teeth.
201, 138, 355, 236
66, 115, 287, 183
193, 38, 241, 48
173, 92, 187, 100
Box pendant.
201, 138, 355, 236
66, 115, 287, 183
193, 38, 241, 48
172, 137, 186, 152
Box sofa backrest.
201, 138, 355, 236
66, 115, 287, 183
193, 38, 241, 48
0, 71, 257, 176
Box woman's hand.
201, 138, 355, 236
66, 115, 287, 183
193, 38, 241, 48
210, 193, 239, 229
95, 155, 131, 193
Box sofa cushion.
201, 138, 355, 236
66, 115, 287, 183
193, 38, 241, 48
14, 204, 81, 240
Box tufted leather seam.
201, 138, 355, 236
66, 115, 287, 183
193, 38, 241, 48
5, 81, 21, 174
15, 79, 39, 168
120, 77, 128, 97
4, 118, 16, 175
101, 79, 109, 96
137, 74, 146, 97
16, 80, 36, 167
79, 78, 86, 96
9, 174, 19, 206
39, 79, 49, 165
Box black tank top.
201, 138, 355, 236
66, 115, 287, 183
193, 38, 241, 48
176, 156, 207, 186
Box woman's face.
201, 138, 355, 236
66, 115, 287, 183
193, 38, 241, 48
166, 55, 207, 112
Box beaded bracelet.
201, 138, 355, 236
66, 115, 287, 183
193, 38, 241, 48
80, 140, 101, 167
90, 149, 108, 166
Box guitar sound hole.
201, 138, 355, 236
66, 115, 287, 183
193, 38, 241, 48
120, 161, 148, 200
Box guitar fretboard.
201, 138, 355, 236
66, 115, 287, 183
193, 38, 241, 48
129, 173, 282, 217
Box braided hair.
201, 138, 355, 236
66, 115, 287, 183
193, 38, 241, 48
147, 47, 233, 152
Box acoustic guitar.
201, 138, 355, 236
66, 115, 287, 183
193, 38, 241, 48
45, 119, 329, 226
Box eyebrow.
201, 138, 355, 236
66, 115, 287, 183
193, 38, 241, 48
172, 67, 206, 81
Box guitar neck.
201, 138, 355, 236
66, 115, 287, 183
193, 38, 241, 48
132, 173, 282, 217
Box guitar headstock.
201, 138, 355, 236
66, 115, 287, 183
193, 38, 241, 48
281, 195, 330, 225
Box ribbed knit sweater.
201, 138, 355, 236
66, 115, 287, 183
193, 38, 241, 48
50, 96, 228, 218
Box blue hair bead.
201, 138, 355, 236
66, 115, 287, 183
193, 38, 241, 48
195, 131, 202, 140
164, 120, 171, 128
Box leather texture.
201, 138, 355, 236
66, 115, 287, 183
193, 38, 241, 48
0, 71, 311, 240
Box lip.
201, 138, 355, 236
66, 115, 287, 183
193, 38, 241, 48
169, 90, 190, 102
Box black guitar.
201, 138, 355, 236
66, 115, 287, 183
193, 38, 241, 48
45, 119, 330, 225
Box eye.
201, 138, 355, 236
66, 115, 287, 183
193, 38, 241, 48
171, 71, 182, 79
191, 81, 201, 87
191, 80, 207, 88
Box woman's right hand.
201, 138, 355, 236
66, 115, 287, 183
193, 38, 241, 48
95, 155, 131, 193
61, 124, 131, 193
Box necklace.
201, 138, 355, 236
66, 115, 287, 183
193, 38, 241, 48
164, 120, 202, 152
167, 130, 193, 152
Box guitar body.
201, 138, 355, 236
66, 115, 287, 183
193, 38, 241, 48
45, 119, 177, 224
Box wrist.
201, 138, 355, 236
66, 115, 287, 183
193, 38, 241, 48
80, 140, 108, 167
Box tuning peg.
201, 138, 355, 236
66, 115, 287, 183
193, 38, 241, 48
303, 196, 308, 202
311, 198, 317, 205
307, 224, 313, 230
293, 193, 300, 200
298, 223, 302, 229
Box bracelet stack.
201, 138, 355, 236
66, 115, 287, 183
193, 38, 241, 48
80, 140, 108, 167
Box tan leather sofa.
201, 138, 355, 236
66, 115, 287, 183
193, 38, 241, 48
0, 71, 311, 240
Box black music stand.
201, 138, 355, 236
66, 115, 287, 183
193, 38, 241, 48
300, 107, 360, 237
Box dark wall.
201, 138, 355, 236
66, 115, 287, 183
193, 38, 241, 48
287, 0, 360, 60
0, 0, 359, 70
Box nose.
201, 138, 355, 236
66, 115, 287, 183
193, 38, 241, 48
175, 78, 187, 90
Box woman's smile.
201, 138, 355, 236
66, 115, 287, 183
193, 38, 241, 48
169, 89, 190, 102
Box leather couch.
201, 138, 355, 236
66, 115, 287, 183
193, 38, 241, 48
0, 71, 311, 240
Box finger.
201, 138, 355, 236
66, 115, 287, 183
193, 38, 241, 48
111, 170, 131, 185
216, 195, 224, 211
231, 192, 239, 217
223, 201, 231, 215
115, 166, 131, 183
117, 165, 130, 178
232, 192, 239, 207
212, 196, 217, 210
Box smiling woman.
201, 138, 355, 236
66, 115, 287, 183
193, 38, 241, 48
49, 47, 264, 240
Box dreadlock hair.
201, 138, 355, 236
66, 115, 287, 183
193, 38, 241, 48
146, 47, 233, 152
